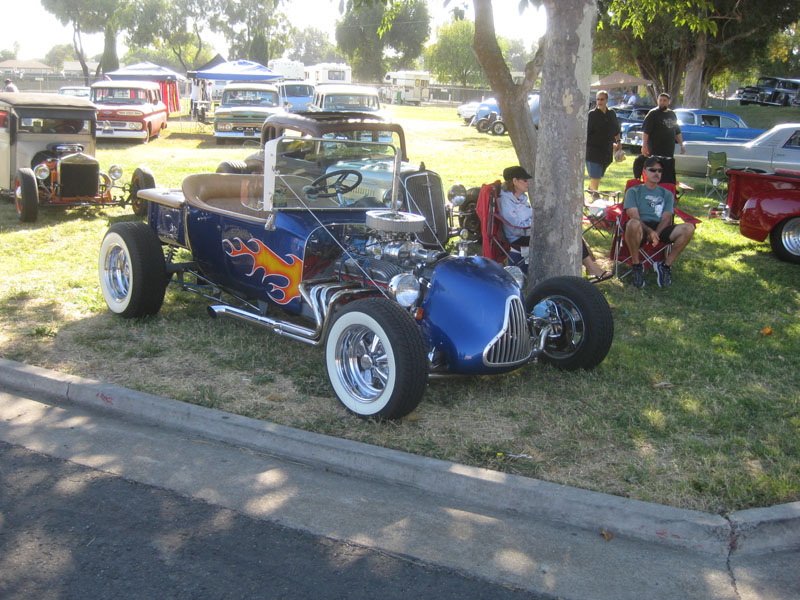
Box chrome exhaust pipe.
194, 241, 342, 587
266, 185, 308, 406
207, 305, 321, 345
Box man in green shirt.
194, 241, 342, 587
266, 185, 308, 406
623, 156, 695, 288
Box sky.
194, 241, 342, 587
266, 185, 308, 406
2, 1, 547, 64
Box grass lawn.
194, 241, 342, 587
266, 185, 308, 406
1, 104, 798, 515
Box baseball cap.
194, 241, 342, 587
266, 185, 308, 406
503, 165, 532, 181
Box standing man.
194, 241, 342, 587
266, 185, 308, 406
641, 92, 685, 184
3, 79, 19, 92
585, 90, 622, 192
623, 156, 695, 289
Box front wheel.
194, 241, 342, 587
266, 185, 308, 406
129, 167, 156, 217
98, 221, 167, 318
325, 298, 428, 419
14, 168, 38, 222
475, 118, 490, 133
526, 276, 614, 370
769, 217, 800, 264
490, 120, 506, 135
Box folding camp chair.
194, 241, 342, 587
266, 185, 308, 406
609, 179, 701, 280
583, 188, 620, 237
705, 151, 729, 217
476, 181, 528, 266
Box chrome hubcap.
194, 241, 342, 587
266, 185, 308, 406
781, 218, 800, 256
103, 244, 131, 302
335, 325, 389, 403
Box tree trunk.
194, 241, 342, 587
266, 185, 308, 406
72, 23, 89, 87
529, 0, 597, 287
101, 23, 119, 76
683, 33, 707, 108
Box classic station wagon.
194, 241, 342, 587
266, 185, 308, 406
91, 80, 168, 144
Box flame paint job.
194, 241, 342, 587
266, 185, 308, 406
223, 237, 303, 305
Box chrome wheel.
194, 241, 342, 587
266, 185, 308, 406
780, 217, 800, 257
334, 324, 390, 403
103, 243, 131, 303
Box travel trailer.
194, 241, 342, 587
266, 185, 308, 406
304, 63, 352, 85
382, 71, 430, 105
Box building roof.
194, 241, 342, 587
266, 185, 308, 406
0, 59, 53, 72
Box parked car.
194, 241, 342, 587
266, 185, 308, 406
726, 168, 800, 263
217, 111, 450, 248
99, 136, 613, 419
457, 100, 480, 124
308, 84, 382, 114
623, 109, 766, 153
276, 81, 315, 112
0, 92, 152, 222
58, 86, 90, 98
739, 76, 800, 106
675, 123, 800, 178
214, 83, 283, 144
90, 80, 168, 144
474, 95, 540, 135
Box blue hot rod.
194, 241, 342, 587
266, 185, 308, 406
98, 136, 613, 419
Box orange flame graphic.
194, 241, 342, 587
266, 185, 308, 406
223, 237, 303, 305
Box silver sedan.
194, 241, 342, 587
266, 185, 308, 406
675, 123, 800, 177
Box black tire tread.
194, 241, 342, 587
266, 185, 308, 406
769, 217, 800, 264
129, 167, 156, 217
525, 275, 614, 371
104, 221, 167, 317
216, 160, 250, 174
329, 297, 428, 419
15, 168, 38, 223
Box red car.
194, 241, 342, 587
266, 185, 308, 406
727, 168, 800, 263
91, 80, 168, 144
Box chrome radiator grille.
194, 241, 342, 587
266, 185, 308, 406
403, 171, 448, 247
483, 296, 532, 366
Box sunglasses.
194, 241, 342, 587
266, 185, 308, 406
647, 168, 663, 173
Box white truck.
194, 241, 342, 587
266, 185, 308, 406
382, 71, 430, 105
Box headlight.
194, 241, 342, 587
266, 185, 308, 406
217, 122, 233, 131
388, 273, 420, 308
447, 184, 467, 207
108, 164, 123, 180
504, 266, 526, 289
34, 164, 51, 180
128, 122, 143, 130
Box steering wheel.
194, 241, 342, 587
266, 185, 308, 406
306, 169, 363, 200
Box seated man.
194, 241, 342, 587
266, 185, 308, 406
623, 156, 695, 288
498, 165, 533, 245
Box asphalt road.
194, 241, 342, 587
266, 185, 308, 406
0, 441, 542, 600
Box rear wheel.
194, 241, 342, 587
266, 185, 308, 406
325, 298, 428, 419
475, 118, 490, 133
216, 160, 250, 174
98, 221, 167, 318
129, 167, 156, 217
769, 217, 800, 264
14, 168, 38, 223
525, 276, 613, 370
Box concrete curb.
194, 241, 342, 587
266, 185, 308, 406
1, 357, 796, 557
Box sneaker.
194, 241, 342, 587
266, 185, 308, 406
656, 262, 672, 288
631, 264, 645, 289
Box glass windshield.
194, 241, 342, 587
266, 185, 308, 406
91, 87, 150, 105
265, 137, 397, 211
222, 89, 279, 107
282, 84, 313, 97
322, 94, 379, 111
19, 117, 92, 134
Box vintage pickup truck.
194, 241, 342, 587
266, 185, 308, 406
726, 168, 800, 263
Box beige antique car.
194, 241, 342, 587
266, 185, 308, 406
0, 92, 152, 222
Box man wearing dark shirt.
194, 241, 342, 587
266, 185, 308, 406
641, 93, 684, 184
585, 90, 622, 192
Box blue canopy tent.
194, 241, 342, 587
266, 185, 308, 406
106, 62, 186, 112
194, 60, 281, 82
